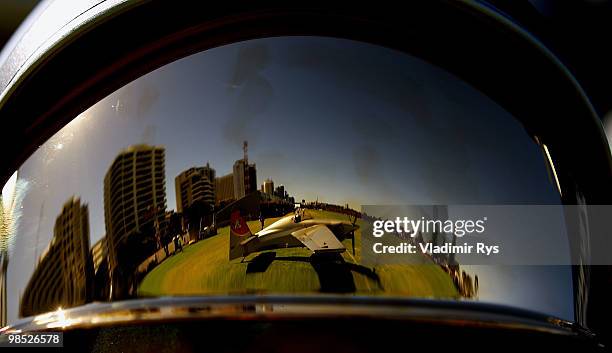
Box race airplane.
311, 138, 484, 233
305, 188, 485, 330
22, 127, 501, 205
229, 209, 359, 261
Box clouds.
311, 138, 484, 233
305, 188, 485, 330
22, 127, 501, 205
224, 43, 274, 146
137, 83, 160, 119
108, 80, 160, 120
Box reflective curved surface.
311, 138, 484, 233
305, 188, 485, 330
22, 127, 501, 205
1, 36, 574, 325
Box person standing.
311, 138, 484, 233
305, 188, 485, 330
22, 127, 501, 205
259, 211, 265, 230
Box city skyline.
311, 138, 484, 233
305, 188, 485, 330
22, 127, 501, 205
19, 140, 301, 306
6, 36, 571, 322
12, 36, 562, 253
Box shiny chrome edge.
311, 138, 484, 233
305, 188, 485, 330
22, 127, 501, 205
0, 0, 140, 111
0, 295, 595, 338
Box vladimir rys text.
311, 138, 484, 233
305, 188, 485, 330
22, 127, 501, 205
370, 216, 500, 256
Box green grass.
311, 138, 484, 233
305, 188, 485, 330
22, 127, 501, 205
139, 210, 458, 298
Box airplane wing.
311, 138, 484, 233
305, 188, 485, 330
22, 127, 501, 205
291, 225, 346, 254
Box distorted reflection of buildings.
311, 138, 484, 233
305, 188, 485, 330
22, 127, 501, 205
261, 178, 274, 195
176, 164, 216, 242
215, 173, 234, 205
175, 164, 216, 212
214, 149, 257, 207
91, 237, 110, 301
232, 140, 257, 200
274, 185, 287, 199
232, 158, 257, 200
20, 197, 94, 317
104, 144, 167, 299
91, 237, 107, 274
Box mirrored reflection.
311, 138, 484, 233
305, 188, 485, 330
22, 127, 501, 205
3, 36, 573, 325
19, 197, 93, 317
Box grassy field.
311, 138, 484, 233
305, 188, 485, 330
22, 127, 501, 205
139, 210, 458, 298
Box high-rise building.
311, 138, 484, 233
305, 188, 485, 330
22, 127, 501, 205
232, 141, 257, 200
215, 174, 235, 205
274, 184, 286, 199
103, 144, 166, 298
262, 178, 274, 195
175, 163, 216, 212
233, 159, 257, 200
20, 197, 94, 317
90, 237, 110, 301
91, 237, 107, 275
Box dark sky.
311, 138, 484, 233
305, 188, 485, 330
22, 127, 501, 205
6, 36, 571, 321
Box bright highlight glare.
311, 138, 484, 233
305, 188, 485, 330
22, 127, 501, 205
543, 144, 562, 197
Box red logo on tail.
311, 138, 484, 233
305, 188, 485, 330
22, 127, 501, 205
230, 210, 251, 237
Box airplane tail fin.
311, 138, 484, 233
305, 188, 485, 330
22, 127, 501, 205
229, 209, 253, 260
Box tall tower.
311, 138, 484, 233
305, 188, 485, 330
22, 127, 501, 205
263, 178, 274, 195
175, 164, 216, 212
103, 144, 166, 298
20, 197, 94, 317
233, 158, 257, 200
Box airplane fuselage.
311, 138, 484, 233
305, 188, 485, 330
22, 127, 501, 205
246, 214, 356, 254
